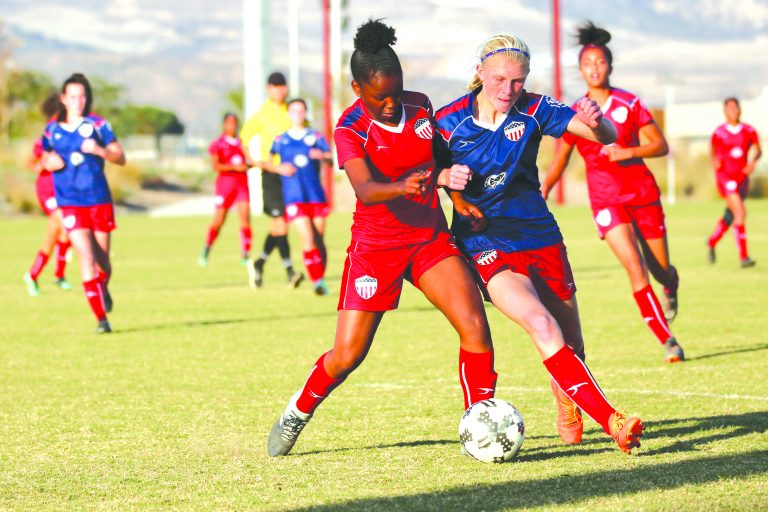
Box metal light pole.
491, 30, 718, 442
552, 0, 565, 205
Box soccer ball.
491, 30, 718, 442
459, 398, 525, 463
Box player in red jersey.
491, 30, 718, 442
42, 73, 126, 333
198, 112, 252, 267
267, 19, 497, 457
707, 97, 761, 267
542, 22, 684, 364
438, 33, 643, 454
23, 93, 73, 296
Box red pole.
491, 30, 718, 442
552, 0, 565, 205
322, 0, 334, 208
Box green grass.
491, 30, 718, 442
1, 200, 767, 511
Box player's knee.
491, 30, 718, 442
328, 347, 366, 376
523, 309, 558, 343
457, 313, 492, 350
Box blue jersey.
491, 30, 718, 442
435, 90, 575, 253
42, 114, 117, 207
270, 128, 330, 205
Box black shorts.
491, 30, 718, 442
262, 172, 285, 217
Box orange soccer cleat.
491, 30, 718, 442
609, 412, 644, 454
550, 379, 583, 444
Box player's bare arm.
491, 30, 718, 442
42, 151, 65, 172
602, 121, 669, 162
541, 140, 576, 200
448, 190, 487, 232
81, 139, 126, 166
566, 97, 617, 145
436, 164, 472, 190
344, 157, 429, 205
745, 139, 762, 175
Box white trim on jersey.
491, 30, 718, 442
371, 108, 406, 133
512, 104, 541, 135
471, 111, 508, 131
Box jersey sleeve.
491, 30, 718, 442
41, 123, 54, 152
632, 98, 654, 128
270, 136, 280, 156
96, 120, 117, 145
208, 138, 219, 156
534, 95, 576, 138
315, 133, 330, 153
239, 114, 262, 149
748, 126, 760, 146
333, 128, 366, 169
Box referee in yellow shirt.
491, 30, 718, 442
241, 72, 303, 289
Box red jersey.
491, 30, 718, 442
208, 134, 247, 175
334, 91, 448, 247
563, 87, 660, 208
711, 122, 759, 180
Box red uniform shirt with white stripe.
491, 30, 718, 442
334, 91, 448, 247
711, 122, 759, 182
563, 87, 660, 209
208, 134, 247, 175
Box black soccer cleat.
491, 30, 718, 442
95, 319, 112, 334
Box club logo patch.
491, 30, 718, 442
730, 147, 744, 159
414, 118, 433, 140
45, 197, 58, 210
63, 215, 76, 229
611, 106, 628, 124
476, 250, 498, 266
484, 172, 507, 190
355, 275, 378, 299
303, 134, 317, 146
230, 154, 243, 165
214, 195, 225, 206
504, 121, 525, 141
69, 152, 84, 166
78, 123, 94, 138
546, 97, 568, 108
726, 180, 738, 192
286, 204, 298, 217
595, 208, 612, 227
293, 154, 309, 168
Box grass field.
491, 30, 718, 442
1, 200, 767, 511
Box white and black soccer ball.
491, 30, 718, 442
459, 398, 525, 463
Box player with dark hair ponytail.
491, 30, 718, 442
267, 18, 498, 457
542, 21, 685, 363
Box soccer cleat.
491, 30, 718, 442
313, 279, 329, 296
288, 270, 304, 289
198, 247, 209, 268
95, 318, 112, 334
550, 379, 583, 444
740, 257, 756, 268
608, 411, 644, 454
663, 337, 685, 363
707, 245, 716, 264
54, 277, 73, 290
23, 273, 41, 297
267, 394, 312, 457
248, 258, 264, 289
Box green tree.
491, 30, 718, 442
7, 69, 55, 137
111, 104, 184, 138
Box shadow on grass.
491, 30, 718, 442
685, 342, 768, 362
297, 438, 456, 456
285, 449, 768, 511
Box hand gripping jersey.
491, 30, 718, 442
334, 91, 448, 247
562, 87, 660, 209
41, 114, 117, 207
209, 134, 247, 175
711, 122, 759, 181
435, 90, 574, 254
270, 128, 330, 205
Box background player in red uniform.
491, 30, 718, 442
437, 33, 643, 454
707, 97, 761, 267
42, 73, 126, 333
267, 19, 497, 457
198, 112, 252, 267
542, 21, 684, 363
263, 98, 333, 295
24, 92, 72, 295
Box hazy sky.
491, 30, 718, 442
3, 0, 768, 135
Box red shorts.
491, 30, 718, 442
35, 173, 57, 216
470, 242, 576, 301
285, 202, 330, 222
60, 203, 116, 233
214, 173, 250, 209
592, 202, 666, 240
338, 231, 461, 312
716, 175, 749, 198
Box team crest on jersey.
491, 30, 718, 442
730, 147, 744, 159
484, 172, 507, 190
69, 152, 85, 166
45, 197, 58, 210
63, 215, 76, 230
414, 118, 433, 140
355, 275, 377, 299
476, 250, 498, 266
611, 106, 628, 124
78, 123, 94, 138
546, 97, 568, 109
230, 154, 243, 165
504, 121, 525, 141
293, 154, 309, 168
303, 134, 317, 146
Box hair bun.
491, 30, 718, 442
353, 18, 397, 54
577, 21, 611, 46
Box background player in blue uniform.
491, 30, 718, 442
266, 99, 333, 295
41, 73, 126, 333
436, 33, 643, 454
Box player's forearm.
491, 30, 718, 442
99, 145, 126, 165
353, 180, 409, 205
593, 118, 617, 145
629, 138, 669, 159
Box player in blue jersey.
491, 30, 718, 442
41, 73, 126, 333
263, 98, 333, 295
435, 33, 643, 454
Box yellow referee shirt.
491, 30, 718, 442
239, 99, 291, 164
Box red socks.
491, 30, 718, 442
734, 224, 748, 260
205, 227, 219, 247
633, 285, 672, 344
708, 218, 729, 248
54, 241, 70, 279
29, 251, 49, 280
459, 348, 498, 410
543, 345, 615, 435
303, 248, 325, 282
82, 278, 106, 321
295, 352, 345, 415
240, 227, 252, 254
